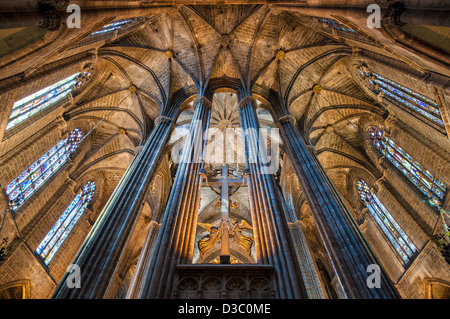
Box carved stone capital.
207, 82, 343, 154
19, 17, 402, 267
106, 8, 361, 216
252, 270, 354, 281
238, 96, 256, 109
149, 221, 161, 230
155, 115, 173, 125
134, 145, 144, 155
382, 1, 406, 27
306, 145, 317, 155
377, 156, 390, 170
39, 7, 62, 31
86, 49, 99, 62
287, 220, 302, 229
66, 177, 77, 190
39, 0, 69, 9
54, 115, 67, 128
376, 90, 385, 103
358, 207, 370, 227
277, 115, 297, 126
383, 112, 399, 132
374, 174, 389, 191
193, 96, 212, 110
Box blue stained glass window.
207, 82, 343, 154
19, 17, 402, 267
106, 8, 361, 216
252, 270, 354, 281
6, 129, 83, 212
319, 18, 355, 33
90, 19, 133, 36
357, 179, 417, 264
373, 73, 437, 106
370, 126, 447, 204
364, 72, 444, 127
7, 73, 88, 131
36, 181, 95, 265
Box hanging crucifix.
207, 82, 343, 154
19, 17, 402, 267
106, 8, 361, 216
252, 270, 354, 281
198, 164, 253, 264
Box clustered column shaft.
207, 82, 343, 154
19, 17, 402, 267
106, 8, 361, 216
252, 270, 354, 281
136, 96, 211, 299
52, 106, 178, 299
283, 198, 328, 299
239, 96, 307, 299
277, 116, 401, 299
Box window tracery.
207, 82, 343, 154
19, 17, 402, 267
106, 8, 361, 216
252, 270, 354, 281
318, 18, 356, 33
369, 126, 446, 205
7, 72, 91, 131
357, 179, 417, 264
358, 69, 444, 127
89, 19, 134, 36
6, 129, 83, 212
36, 181, 95, 265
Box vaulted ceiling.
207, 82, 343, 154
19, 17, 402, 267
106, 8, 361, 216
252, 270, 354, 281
60, 5, 386, 148
4, 5, 445, 201
1, 4, 446, 227
49, 5, 418, 213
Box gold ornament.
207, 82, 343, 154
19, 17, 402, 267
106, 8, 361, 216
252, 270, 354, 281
275, 49, 285, 60
312, 84, 322, 94
165, 50, 174, 59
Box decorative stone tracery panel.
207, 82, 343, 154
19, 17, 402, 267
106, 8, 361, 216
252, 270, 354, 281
173, 264, 275, 299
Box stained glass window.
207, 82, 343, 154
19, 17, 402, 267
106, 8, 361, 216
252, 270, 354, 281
89, 19, 133, 36
7, 73, 88, 131
69, 18, 147, 50
360, 70, 443, 127
36, 181, 95, 265
357, 179, 417, 264
6, 129, 83, 212
319, 18, 355, 33
370, 126, 447, 205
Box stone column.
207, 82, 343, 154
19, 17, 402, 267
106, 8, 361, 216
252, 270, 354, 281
287, 219, 327, 299
245, 170, 265, 264
51, 106, 178, 299
276, 114, 401, 299
281, 163, 327, 299
125, 220, 161, 299
238, 96, 308, 299
136, 96, 211, 299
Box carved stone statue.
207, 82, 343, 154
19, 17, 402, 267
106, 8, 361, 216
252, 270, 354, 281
197, 223, 222, 259
228, 218, 253, 254
197, 218, 254, 260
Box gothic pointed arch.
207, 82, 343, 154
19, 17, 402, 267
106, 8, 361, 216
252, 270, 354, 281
0, 280, 30, 299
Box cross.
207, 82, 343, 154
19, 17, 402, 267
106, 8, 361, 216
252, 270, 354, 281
203, 164, 244, 264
